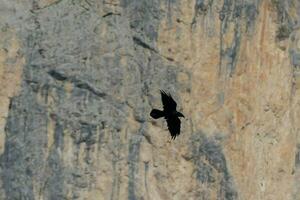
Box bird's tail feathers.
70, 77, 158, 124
150, 109, 164, 119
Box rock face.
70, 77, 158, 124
0, 0, 300, 199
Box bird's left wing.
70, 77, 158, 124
166, 116, 181, 139
160, 90, 177, 112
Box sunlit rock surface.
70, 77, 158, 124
0, 0, 300, 199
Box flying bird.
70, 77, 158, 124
150, 90, 185, 139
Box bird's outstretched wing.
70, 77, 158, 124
160, 90, 177, 112
166, 116, 181, 139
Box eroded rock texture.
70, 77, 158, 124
0, 0, 300, 199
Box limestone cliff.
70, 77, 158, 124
0, 0, 300, 199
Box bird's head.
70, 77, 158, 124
176, 111, 185, 118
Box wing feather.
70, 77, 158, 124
160, 90, 177, 112
166, 116, 181, 139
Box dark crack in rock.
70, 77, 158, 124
189, 133, 238, 200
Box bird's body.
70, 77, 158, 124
150, 90, 184, 139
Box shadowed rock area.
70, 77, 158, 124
0, 0, 300, 199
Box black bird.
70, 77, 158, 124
150, 90, 185, 139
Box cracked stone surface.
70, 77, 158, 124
1, 0, 300, 199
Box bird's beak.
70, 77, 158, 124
178, 112, 185, 118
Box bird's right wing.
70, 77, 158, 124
166, 116, 181, 139
160, 90, 177, 112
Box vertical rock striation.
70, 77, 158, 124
0, 0, 300, 199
